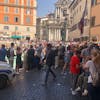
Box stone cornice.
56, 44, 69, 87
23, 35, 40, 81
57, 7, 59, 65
0, 3, 37, 9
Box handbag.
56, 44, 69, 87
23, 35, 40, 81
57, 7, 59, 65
91, 63, 100, 87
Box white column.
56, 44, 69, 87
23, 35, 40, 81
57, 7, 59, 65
55, 29, 57, 41
58, 8, 60, 17
57, 7, 59, 16
52, 30, 54, 41
56, 8, 58, 18
53, 29, 55, 41
54, 29, 56, 40
59, 29, 61, 41
57, 29, 59, 41
66, 29, 68, 41
48, 28, 50, 41
60, 8, 62, 18
56, 29, 57, 41
49, 28, 52, 41
56, 29, 58, 41
55, 8, 57, 18
59, 8, 61, 19
59, 8, 61, 18
54, 29, 55, 41
40, 29, 42, 40
50, 29, 52, 41
51, 29, 53, 41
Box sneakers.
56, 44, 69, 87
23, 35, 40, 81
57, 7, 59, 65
75, 87, 81, 92
63, 72, 67, 75
53, 77, 56, 81
26, 70, 29, 72
41, 82, 47, 86
82, 89, 88, 96
55, 65, 58, 69
61, 72, 67, 75
70, 88, 72, 91
72, 90, 77, 95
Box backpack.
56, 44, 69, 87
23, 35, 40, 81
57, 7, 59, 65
7, 48, 10, 59
92, 63, 100, 87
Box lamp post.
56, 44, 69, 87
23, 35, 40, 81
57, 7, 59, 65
61, 9, 69, 42
61, 18, 67, 41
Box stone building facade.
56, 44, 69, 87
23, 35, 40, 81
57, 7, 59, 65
68, 0, 91, 41
90, 0, 100, 41
0, 0, 37, 40
37, 0, 71, 42
48, 0, 71, 41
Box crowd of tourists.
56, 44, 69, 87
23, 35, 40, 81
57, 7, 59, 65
0, 41, 100, 100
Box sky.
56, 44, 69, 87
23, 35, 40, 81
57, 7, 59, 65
37, 0, 57, 17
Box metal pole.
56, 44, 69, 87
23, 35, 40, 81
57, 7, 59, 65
89, 0, 92, 42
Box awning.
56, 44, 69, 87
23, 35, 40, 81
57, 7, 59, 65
22, 36, 25, 38
11, 35, 21, 39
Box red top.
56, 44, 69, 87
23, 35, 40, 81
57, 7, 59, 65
70, 55, 80, 74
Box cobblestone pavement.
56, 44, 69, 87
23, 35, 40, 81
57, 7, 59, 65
0, 68, 88, 100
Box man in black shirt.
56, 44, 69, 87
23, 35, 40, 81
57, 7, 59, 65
42, 43, 56, 86
27, 45, 35, 70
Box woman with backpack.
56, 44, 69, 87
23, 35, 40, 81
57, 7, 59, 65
84, 50, 100, 100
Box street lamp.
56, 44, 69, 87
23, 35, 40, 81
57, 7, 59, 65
61, 18, 67, 41
61, 9, 69, 41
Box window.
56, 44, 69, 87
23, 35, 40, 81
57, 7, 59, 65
91, 16, 95, 27
15, 0, 19, 5
27, 27, 30, 31
26, 17, 30, 23
15, 26, 18, 31
4, 0, 9, 3
15, 8, 19, 14
4, 26, 9, 30
26, 9, 31, 15
27, 0, 30, 6
14, 17, 19, 22
63, 10, 67, 16
4, 16, 9, 22
91, 0, 97, 6
4, 7, 9, 13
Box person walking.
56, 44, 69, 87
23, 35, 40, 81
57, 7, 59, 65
58, 43, 65, 67
70, 50, 81, 95
16, 47, 22, 74
23, 48, 28, 72
7, 43, 15, 68
36, 44, 42, 58
42, 43, 56, 86
27, 45, 35, 70
0, 44, 7, 62
54, 46, 59, 69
